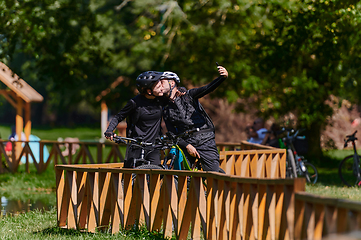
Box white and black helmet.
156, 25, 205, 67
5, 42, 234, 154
161, 71, 180, 85
136, 71, 163, 94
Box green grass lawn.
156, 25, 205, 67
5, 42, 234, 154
304, 148, 361, 201
0, 208, 170, 240
0, 124, 102, 141
1, 124, 361, 239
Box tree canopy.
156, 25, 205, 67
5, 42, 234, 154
1, 0, 361, 156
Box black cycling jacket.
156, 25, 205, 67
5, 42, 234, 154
106, 94, 162, 143
163, 75, 227, 148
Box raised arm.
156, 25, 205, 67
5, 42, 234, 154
189, 66, 228, 99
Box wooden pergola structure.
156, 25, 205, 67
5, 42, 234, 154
0, 62, 43, 143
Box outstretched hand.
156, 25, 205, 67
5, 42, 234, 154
217, 66, 228, 77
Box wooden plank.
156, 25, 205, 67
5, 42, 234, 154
24, 102, 31, 141
294, 199, 305, 240
110, 172, 123, 234
56, 168, 69, 227
178, 179, 194, 239
99, 172, 112, 230
77, 172, 88, 229
0, 62, 43, 102
314, 203, 325, 240
243, 183, 252, 240
177, 175, 188, 238
163, 174, 178, 239
15, 96, 23, 160
275, 184, 284, 240
190, 177, 202, 240
67, 171, 77, 229
149, 173, 162, 231
87, 172, 99, 233
304, 202, 315, 240
258, 184, 267, 240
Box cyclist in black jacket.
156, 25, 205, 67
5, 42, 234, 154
104, 71, 165, 168
160, 65, 228, 172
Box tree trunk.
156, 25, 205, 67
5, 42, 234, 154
305, 121, 323, 162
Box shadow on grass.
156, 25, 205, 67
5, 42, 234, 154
34, 227, 88, 237
34, 225, 174, 239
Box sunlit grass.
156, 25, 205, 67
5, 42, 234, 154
0, 124, 102, 141
306, 183, 361, 201
0, 208, 171, 239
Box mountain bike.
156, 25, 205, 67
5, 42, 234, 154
279, 128, 318, 184
112, 129, 225, 186
157, 131, 226, 174
338, 130, 361, 187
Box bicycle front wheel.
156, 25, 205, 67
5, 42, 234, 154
134, 164, 179, 190
338, 155, 361, 187
303, 162, 318, 184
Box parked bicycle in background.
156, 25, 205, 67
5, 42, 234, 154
279, 128, 318, 184
338, 130, 361, 187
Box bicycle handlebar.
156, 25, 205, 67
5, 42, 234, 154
344, 130, 358, 148
111, 128, 202, 151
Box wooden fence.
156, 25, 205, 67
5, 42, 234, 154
0, 139, 266, 174
56, 162, 361, 240
294, 192, 361, 240
56, 163, 361, 240
0, 139, 125, 174
220, 149, 286, 178
56, 163, 304, 239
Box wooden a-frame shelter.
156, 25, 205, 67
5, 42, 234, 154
0, 62, 43, 145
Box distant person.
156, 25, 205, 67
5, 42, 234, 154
104, 71, 165, 168
247, 118, 267, 144
261, 123, 281, 148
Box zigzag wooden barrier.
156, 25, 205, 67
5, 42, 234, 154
220, 149, 287, 179
294, 192, 361, 240
0, 140, 259, 174
56, 164, 361, 239
56, 164, 305, 239
0, 140, 126, 174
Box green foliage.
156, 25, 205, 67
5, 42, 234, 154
1, 0, 361, 155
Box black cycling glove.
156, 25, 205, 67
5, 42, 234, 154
104, 131, 114, 138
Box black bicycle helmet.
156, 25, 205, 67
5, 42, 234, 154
161, 71, 180, 85
136, 71, 164, 94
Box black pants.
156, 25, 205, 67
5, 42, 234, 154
181, 138, 220, 172
124, 146, 161, 168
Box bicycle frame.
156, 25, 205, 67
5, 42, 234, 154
282, 129, 299, 178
